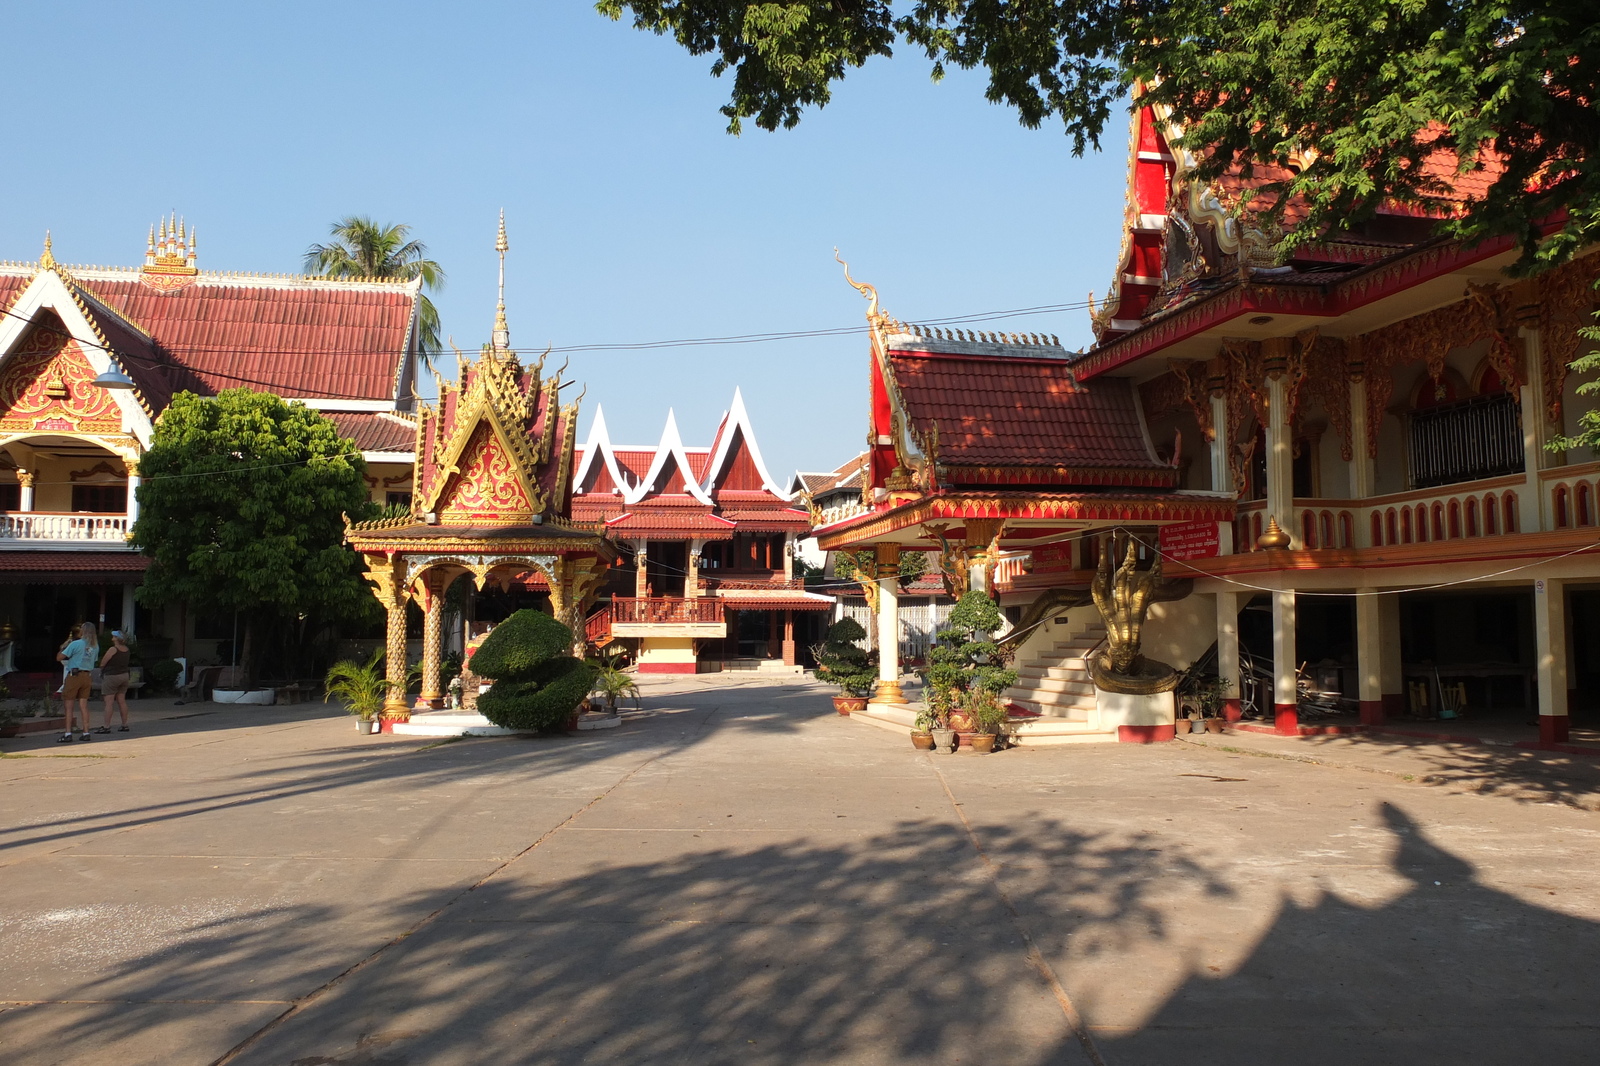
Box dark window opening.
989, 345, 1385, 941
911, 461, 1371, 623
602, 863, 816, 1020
71, 483, 127, 512
1408, 393, 1524, 489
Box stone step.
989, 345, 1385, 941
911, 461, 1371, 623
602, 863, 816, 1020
1007, 714, 1115, 745
1017, 664, 1092, 681
1007, 689, 1096, 714
390, 712, 529, 737
1013, 675, 1094, 696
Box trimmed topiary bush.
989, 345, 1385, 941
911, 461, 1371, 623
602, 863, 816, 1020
472, 610, 597, 731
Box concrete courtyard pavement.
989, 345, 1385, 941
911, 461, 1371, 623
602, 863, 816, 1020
2, 679, 1598, 1065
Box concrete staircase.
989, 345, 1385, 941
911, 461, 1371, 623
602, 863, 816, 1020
1003, 621, 1115, 744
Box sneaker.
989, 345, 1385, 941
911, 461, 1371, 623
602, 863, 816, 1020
76, 732, 90, 742
56, 732, 73, 744
117, 725, 130, 732
93, 727, 110, 735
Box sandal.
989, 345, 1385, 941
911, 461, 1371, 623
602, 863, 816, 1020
93, 727, 111, 735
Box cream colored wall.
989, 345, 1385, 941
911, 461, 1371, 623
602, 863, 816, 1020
366, 462, 413, 506
29, 453, 128, 512
1141, 592, 1218, 671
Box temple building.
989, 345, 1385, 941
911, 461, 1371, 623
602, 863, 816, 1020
572, 392, 830, 672
0, 221, 422, 671
343, 217, 614, 726
818, 105, 1600, 748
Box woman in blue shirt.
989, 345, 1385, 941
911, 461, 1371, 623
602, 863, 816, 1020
57, 622, 99, 742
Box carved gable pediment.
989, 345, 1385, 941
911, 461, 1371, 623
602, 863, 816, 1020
0, 315, 123, 434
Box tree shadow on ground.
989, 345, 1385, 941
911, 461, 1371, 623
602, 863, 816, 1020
1294, 731, 1600, 810
1097, 802, 1600, 1064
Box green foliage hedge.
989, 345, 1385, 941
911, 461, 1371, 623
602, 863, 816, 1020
472, 609, 595, 731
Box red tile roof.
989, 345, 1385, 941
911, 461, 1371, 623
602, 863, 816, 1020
2, 264, 418, 408
326, 411, 416, 454
885, 349, 1170, 481
0, 551, 148, 584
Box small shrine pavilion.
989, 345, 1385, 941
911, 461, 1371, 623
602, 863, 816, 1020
344, 217, 615, 725
571, 391, 830, 672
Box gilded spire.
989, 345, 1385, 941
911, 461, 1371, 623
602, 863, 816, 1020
492, 209, 510, 351
40, 231, 54, 269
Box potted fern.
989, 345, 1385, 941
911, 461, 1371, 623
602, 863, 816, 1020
815, 618, 876, 713
325, 651, 386, 733
589, 649, 640, 714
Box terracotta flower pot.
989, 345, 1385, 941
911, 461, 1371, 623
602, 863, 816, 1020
833, 696, 868, 715
1173, 718, 1191, 735
1205, 718, 1226, 733
911, 731, 936, 751
969, 733, 997, 753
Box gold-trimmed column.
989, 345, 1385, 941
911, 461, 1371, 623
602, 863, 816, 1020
363, 553, 411, 724
417, 572, 446, 710
870, 543, 903, 704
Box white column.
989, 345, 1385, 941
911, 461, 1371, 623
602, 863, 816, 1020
1266, 371, 1296, 547
125, 466, 141, 526
1215, 591, 1241, 720
782, 533, 794, 581
18, 471, 34, 512
1535, 578, 1570, 743
1520, 324, 1548, 534
1209, 393, 1229, 495
634, 539, 648, 598
1355, 589, 1383, 723
1272, 588, 1298, 734
121, 582, 137, 635
1348, 379, 1374, 502
870, 545, 902, 704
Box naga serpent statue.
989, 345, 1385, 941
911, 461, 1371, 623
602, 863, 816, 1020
1088, 532, 1184, 695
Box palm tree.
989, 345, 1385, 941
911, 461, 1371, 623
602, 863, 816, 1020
304, 217, 446, 368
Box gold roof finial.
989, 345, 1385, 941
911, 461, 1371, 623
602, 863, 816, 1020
492, 209, 510, 351
40, 231, 55, 269
834, 247, 883, 326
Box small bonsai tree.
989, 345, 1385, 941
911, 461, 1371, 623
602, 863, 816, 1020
924, 591, 1018, 727
473, 609, 597, 731
815, 617, 876, 698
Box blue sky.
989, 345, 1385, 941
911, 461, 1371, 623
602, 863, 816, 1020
1, 2, 1128, 479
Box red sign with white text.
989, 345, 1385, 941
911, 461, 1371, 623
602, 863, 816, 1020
1159, 520, 1220, 562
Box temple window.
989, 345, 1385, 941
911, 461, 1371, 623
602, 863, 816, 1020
386, 491, 413, 509
0, 482, 17, 511
71, 483, 127, 513
1407, 391, 1523, 489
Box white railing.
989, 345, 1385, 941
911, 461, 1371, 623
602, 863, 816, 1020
1232, 474, 1529, 552
1542, 461, 1600, 532
0, 512, 131, 543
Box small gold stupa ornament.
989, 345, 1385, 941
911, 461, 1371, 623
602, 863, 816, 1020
1256, 516, 1292, 550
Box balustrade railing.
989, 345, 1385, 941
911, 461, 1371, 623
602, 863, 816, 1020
0, 511, 131, 542
1231, 475, 1529, 552
610, 597, 725, 624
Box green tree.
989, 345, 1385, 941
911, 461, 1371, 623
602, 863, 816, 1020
1549, 309, 1600, 451
132, 390, 378, 685
304, 216, 446, 366
598, 1, 1600, 269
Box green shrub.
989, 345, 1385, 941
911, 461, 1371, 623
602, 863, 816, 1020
471, 610, 575, 680
815, 617, 876, 697
146, 658, 182, 693
472, 609, 594, 731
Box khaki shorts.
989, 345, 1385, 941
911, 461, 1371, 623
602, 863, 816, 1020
102, 672, 130, 697
62, 672, 92, 700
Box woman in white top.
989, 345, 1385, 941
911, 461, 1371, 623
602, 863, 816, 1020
56, 621, 99, 742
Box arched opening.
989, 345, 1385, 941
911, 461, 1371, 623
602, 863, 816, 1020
1371, 512, 1383, 548
1465, 497, 1479, 537
1401, 508, 1413, 544
1503, 493, 1518, 533
1432, 502, 1446, 541
1579, 483, 1593, 527
1319, 511, 1335, 550
1302, 511, 1317, 549
1484, 495, 1499, 535
1448, 500, 1461, 539
1386, 509, 1399, 545
1555, 485, 1570, 528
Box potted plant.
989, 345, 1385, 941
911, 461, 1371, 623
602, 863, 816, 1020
588, 649, 640, 714
324, 650, 386, 733
1185, 674, 1233, 733
922, 591, 1018, 743
911, 706, 939, 750
815, 618, 876, 713
963, 688, 1010, 753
